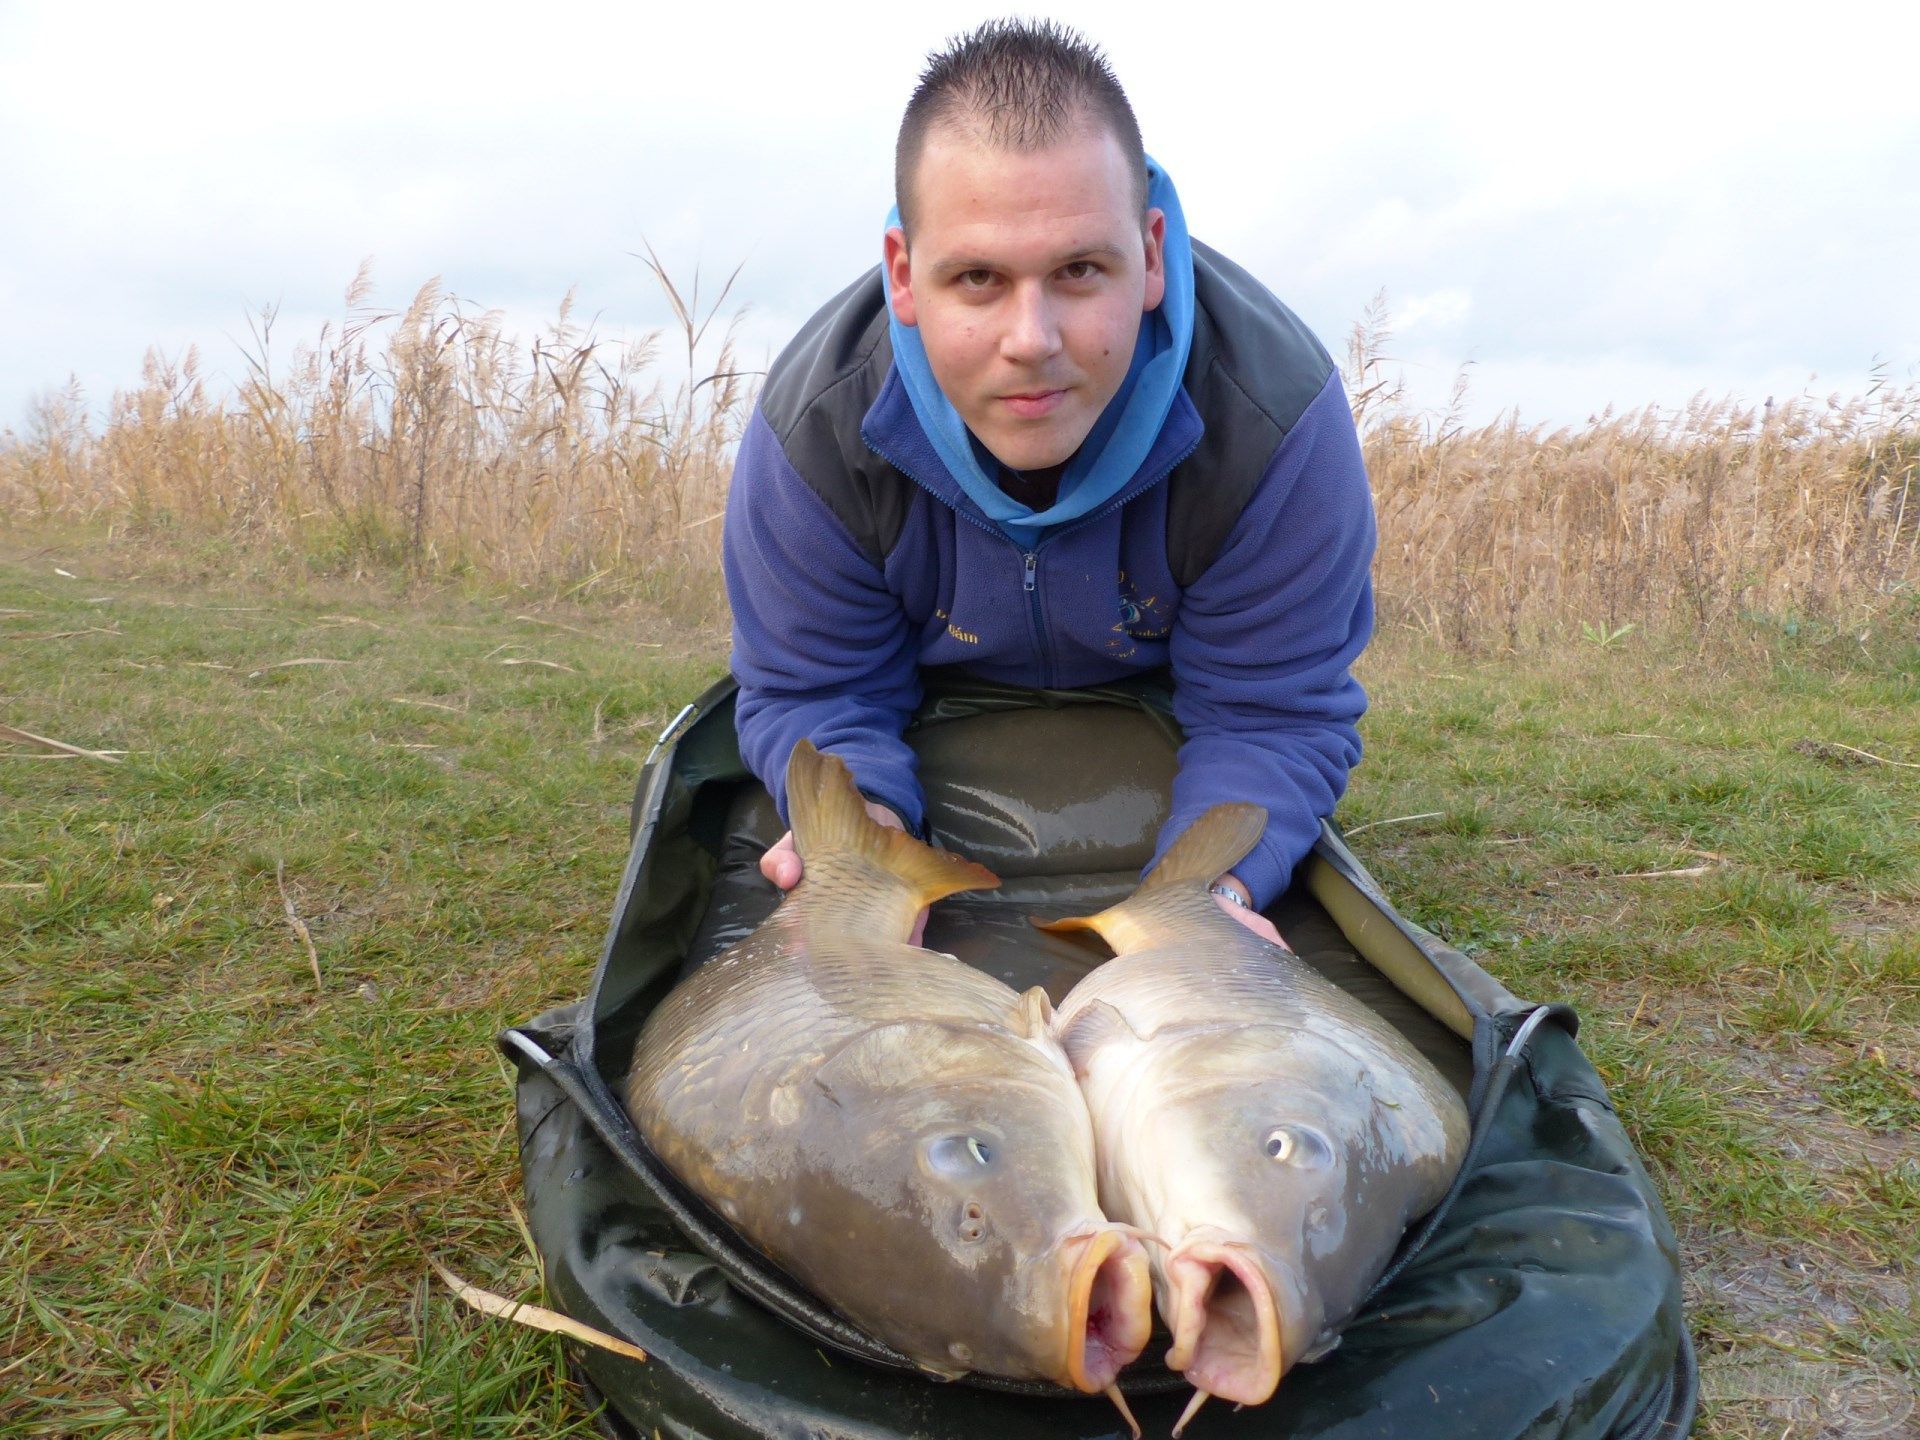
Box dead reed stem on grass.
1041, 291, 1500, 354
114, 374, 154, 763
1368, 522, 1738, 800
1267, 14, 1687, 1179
0, 261, 748, 597
1348, 298, 1920, 645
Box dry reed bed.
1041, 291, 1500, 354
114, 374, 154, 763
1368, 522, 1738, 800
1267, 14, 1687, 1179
0, 262, 748, 597
1347, 310, 1920, 645
2, 276, 1916, 641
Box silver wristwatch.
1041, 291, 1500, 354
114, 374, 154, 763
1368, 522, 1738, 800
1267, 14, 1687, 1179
1208, 881, 1251, 909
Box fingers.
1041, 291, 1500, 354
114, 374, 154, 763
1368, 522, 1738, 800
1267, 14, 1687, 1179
760, 831, 803, 890
760, 801, 902, 894
768, 805, 1284, 953
1213, 891, 1290, 950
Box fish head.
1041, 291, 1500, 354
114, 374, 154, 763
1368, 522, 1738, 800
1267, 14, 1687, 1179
791, 1017, 1152, 1389
1142, 1026, 1448, 1405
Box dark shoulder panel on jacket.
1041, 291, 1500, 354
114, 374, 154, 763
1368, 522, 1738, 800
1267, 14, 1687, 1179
755, 267, 913, 565
1166, 240, 1339, 586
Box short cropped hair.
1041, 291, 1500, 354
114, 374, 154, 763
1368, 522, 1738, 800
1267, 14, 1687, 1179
894, 19, 1148, 236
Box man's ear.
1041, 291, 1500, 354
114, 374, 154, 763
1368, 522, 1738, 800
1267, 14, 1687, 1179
884, 226, 917, 328
1141, 207, 1167, 314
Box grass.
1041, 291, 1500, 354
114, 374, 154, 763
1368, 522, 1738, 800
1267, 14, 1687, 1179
1, 543, 727, 1436
1345, 628, 1920, 1437
3, 538, 1917, 1436
5, 253, 1913, 1438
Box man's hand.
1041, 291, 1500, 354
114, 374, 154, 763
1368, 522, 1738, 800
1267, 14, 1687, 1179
760, 800, 929, 944
1212, 873, 1290, 950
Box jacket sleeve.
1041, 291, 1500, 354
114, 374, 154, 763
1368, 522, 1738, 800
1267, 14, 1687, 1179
1155, 368, 1375, 908
722, 406, 926, 831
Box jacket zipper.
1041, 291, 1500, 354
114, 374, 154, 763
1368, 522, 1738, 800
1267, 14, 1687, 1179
860, 430, 1203, 686
1020, 550, 1048, 688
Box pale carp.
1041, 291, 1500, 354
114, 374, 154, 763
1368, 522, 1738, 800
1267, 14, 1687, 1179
624, 740, 1153, 1402
1045, 803, 1470, 1428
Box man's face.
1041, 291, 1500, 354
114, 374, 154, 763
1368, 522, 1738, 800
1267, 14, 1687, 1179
884, 123, 1166, 474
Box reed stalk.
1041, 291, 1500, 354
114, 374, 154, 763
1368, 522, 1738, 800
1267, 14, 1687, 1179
4, 280, 1914, 643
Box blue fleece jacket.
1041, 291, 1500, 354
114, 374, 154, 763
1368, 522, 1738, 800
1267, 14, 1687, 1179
723, 253, 1375, 908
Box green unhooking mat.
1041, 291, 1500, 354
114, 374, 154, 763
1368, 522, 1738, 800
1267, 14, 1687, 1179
502, 676, 1697, 1439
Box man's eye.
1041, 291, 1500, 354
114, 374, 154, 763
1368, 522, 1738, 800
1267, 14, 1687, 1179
958, 269, 995, 288
1061, 261, 1099, 281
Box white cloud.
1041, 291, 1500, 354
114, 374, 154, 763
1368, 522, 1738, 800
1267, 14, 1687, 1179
1394, 289, 1473, 336
2, 0, 1917, 431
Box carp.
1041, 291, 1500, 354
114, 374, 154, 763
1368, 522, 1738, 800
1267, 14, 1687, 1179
624, 740, 1152, 1404
1045, 804, 1470, 1429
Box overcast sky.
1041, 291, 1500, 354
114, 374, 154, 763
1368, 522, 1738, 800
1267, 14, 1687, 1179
3, 0, 1917, 433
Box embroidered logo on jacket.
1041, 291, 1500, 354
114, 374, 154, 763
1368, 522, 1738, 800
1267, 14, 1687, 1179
1111, 570, 1171, 646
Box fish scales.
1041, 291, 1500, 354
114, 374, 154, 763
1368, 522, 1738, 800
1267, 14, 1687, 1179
623, 741, 1154, 1399
1047, 803, 1470, 1423
1059, 885, 1457, 1112
629, 914, 1069, 1206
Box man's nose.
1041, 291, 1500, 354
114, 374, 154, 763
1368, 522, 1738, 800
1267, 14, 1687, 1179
1000, 282, 1062, 366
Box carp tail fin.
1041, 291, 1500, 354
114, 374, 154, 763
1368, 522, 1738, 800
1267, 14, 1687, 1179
1034, 804, 1267, 951
785, 740, 999, 911
1138, 804, 1267, 894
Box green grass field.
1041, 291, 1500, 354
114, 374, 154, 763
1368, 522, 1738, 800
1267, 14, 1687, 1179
3, 542, 1915, 1438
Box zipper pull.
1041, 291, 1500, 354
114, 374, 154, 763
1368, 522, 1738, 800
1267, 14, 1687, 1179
1022, 552, 1037, 592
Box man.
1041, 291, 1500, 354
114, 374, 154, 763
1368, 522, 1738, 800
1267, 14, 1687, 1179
723, 20, 1375, 946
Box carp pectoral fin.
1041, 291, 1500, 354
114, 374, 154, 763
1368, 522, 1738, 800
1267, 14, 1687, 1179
814, 1020, 1018, 1098
1058, 1001, 1145, 1076
784, 740, 1000, 909
1034, 911, 1103, 939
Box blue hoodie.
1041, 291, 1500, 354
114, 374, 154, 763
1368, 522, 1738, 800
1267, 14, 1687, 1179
723, 185, 1376, 908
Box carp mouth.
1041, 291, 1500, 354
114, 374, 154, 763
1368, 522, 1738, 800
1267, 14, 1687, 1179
1163, 1240, 1288, 1405
1062, 1227, 1153, 1393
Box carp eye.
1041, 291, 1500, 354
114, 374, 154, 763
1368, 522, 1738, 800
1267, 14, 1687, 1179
926, 1135, 995, 1176
1265, 1126, 1333, 1167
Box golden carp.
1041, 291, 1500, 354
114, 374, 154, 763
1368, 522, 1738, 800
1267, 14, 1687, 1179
625, 741, 1152, 1400
1046, 804, 1470, 1427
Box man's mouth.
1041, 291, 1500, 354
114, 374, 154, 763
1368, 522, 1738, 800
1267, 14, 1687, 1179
999, 388, 1067, 419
